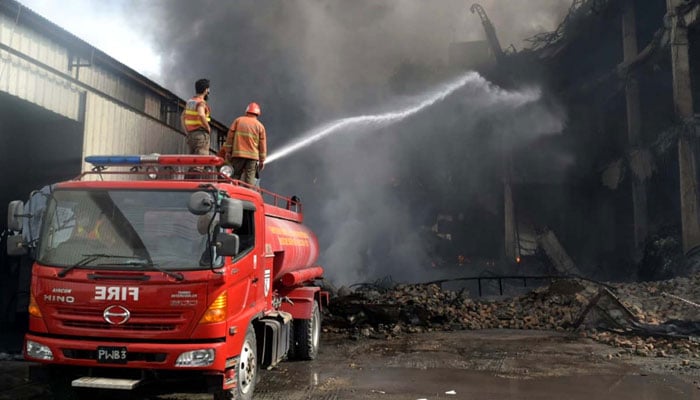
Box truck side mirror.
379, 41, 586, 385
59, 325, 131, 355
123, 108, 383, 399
219, 198, 243, 229
7, 235, 28, 256
188, 192, 215, 215
216, 233, 240, 256
7, 200, 24, 232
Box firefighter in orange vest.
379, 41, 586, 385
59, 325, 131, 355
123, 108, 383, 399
74, 213, 115, 246
180, 79, 212, 155
222, 102, 267, 185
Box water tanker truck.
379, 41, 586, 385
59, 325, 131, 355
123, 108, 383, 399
5, 154, 327, 400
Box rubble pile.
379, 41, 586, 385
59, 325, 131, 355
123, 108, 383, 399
326, 280, 594, 334
325, 275, 700, 357
612, 275, 700, 324
584, 331, 700, 359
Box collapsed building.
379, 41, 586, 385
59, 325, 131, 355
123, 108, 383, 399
426, 0, 700, 282
321, 0, 700, 357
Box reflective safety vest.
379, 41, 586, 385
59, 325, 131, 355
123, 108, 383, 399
86, 218, 104, 240
76, 217, 108, 241
226, 115, 267, 161
183, 96, 211, 132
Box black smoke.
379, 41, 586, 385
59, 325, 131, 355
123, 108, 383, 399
136, 0, 572, 285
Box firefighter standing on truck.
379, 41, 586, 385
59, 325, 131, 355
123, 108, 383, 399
180, 79, 212, 155
222, 102, 267, 185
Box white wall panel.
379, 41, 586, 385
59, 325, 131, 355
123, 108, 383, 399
0, 51, 82, 120
83, 93, 187, 173
144, 93, 161, 120
0, 5, 202, 181
0, 12, 83, 120
79, 65, 145, 111
0, 12, 69, 73
1, 12, 146, 116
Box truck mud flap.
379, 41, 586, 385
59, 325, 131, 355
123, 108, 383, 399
258, 317, 291, 369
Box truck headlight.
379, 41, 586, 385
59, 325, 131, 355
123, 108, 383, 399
26, 340, 53, 360
175, 349, 215, 367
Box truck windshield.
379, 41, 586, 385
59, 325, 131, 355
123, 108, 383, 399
36, 189, 221, 271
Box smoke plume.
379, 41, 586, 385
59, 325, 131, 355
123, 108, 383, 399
138, 0, 572, 285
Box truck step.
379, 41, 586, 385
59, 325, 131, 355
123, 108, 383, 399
71, 377, 143, 390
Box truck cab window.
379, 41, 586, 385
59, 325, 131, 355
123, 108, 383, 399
37, 189, 223, 270
235, 209, 255, 257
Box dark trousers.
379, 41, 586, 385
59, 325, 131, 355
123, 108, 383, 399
187, 130, 210, 155
231, 158, 258, 185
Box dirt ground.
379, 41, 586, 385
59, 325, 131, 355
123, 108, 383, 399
3, 329, 700, 399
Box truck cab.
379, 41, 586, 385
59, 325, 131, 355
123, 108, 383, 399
6, 155, 327, 400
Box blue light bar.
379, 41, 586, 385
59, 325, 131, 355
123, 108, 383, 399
85, 155, 144, 166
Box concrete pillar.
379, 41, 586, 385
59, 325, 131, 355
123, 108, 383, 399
622, 0, 647, 260
503, 154, 517, 262
667, 0, 700, 254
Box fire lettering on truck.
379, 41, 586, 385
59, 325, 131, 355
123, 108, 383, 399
95, 286, 139, 301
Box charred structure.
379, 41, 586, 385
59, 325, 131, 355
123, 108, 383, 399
445, 0, 700, 282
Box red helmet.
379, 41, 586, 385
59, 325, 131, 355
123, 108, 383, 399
245, 102, 261, 116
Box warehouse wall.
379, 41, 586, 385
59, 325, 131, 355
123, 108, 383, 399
0, 91, 82, 345
81, 92, 188, 174
0, 91, 83, 232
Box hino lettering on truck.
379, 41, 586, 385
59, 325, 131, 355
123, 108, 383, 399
95, 286, 139, 301
43, 294, 75, 303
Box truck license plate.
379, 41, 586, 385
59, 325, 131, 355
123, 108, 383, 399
97, 346, 127, 364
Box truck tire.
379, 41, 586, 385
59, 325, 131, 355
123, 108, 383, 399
215, 326, 258, 400
286, 325, 297, 360
293, 300, 321, 360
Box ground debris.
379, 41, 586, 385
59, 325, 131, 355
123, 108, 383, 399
325, 274, 700, 358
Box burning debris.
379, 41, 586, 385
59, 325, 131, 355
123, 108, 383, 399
325, 273, 700, 358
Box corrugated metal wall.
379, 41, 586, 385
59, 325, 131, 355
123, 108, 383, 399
1, 4, 200, 177
78, 63, 146, 113
82, 93, 187, 172
0, 12, 82, 121
0, 10, 65, 72
144, 93, 162, 120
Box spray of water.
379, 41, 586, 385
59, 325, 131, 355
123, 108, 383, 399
266, 71, 540, 164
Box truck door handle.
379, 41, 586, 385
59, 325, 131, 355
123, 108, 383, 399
251, 277, 259, 284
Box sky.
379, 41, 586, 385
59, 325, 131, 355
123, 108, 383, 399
18, 0, 575, 285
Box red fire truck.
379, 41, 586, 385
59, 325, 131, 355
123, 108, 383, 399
5, 154, 327, 400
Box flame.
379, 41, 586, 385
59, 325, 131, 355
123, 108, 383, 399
516, 256, 521, 264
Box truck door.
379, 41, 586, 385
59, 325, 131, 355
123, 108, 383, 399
233, 201, 265, 310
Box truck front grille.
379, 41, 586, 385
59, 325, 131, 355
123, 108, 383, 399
55, 307, 187, 332
62, 321, 176, 331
